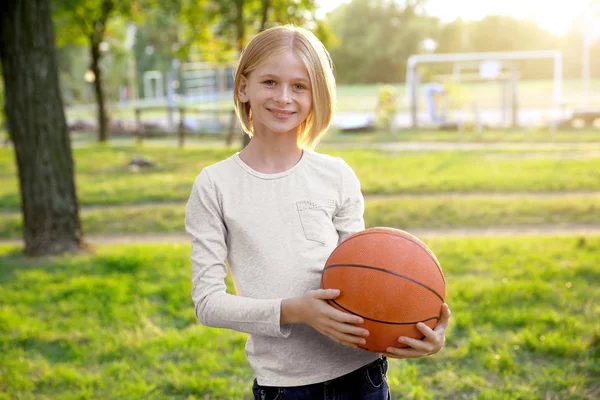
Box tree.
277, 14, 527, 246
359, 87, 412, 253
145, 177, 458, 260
0, 0, 84, 256
53, 0, 137, 142
326, 0, 436, 84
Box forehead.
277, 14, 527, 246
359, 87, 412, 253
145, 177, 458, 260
252, 50, 310, 81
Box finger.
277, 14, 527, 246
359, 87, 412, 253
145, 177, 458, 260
324, 328, 367, 346
397, 336, 434, 352
311, 288, 341, 300
435, 304, 451, 331
328, 320, 370, 337
328, 308, 364, 325
417, 322, 446, 351
383, 348, 426, 359
416, 322, 437, 340
322, 332, 359, 349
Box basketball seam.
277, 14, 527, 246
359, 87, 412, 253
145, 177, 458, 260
330, 299, 440, 325
324, 263, 445, 302
332, 229, 446, 284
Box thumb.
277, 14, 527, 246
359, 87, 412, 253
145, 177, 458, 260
312, 288, 340, 299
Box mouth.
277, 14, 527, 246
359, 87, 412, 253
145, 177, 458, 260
267, 108, 296, 119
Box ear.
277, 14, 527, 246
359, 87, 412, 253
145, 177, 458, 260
238, 74, 249, 103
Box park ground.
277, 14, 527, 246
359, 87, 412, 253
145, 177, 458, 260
0, 128, 599, 399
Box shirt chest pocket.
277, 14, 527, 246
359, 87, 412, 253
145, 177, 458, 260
296, 199, 337, 245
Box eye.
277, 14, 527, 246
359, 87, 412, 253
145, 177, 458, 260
294, 84, 306, 90
263, 80, 276, 86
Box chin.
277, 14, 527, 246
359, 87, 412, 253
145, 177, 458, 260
267, 124, 302, 136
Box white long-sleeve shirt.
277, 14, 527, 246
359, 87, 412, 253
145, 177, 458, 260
185, 150, 379, 386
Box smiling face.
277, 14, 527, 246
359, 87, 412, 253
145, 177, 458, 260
237, 50, 312, 140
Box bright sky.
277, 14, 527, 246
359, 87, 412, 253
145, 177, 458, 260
317, 0, 595, 36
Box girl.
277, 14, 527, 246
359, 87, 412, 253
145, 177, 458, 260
185, 25, 451, 399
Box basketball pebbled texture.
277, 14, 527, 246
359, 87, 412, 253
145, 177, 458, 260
320, 227, 446, 352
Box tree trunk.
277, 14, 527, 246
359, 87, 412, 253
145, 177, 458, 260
235, 0, 245, 54
237, 0, 252, 149
226, 0, 250, 148
90, 39, 109, 142
260, 0, 270, 31
88, 0, 114, 143
0, 0, 85, 256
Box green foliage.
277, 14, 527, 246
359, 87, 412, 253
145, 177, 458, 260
52, 0, 138, 44
327, 0, 437, 83
375, 85, 397, 130
440, 81, 470, 109
207, 0, 319, 58
324, 1, 599, 82
0, 236, 597, 398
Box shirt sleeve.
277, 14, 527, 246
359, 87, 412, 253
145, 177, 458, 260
185, 169, 291, 338
333, 158, 366, 244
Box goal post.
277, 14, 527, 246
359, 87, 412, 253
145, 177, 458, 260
405, 50, 563, 128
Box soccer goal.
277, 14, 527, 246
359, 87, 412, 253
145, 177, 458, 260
405, 50, 563, 129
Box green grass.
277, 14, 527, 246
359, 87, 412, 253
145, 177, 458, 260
2, 144, 600, 211
1, 236, 598, 399
322, 128, 600, 143
364, 194, 600, 230
329, 148, 600, 195
2, 195, 600, 239
0, 146, 233, 211
66, 128, 600, 148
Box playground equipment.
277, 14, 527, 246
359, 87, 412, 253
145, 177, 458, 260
406, 50, 563, 129
137, 62, 235, 134
143, 71, 165, 100
180, 62, 235, 102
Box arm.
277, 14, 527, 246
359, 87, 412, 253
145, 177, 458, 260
333, 158, 365, 244
186, 170, 289, 338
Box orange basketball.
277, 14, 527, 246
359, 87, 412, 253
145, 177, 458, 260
320, 227, 446, 353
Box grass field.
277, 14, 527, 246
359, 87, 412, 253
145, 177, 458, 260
0, 237, 598, 399
322, 128, 600, 144
1, 128, 600, 399
2, 143, 600, 211
67, 128, 600, 147
2, 194, 600, 239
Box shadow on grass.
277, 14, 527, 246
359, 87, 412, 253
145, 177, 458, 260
13, 337, 84, 363
0, 247, 148, 281
0, 247, 47, 283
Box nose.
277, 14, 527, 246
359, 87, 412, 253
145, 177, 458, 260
274, 85, 291, 104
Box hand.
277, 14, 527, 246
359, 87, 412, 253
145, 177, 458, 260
384, 303, 451, 359
281, 289, 370, 349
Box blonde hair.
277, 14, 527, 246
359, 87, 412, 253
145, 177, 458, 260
233, 25, 336, 150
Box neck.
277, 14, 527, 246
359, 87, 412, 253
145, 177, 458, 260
239, 134, 304, 174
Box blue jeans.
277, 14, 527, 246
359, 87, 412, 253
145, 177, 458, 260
252, 356, 390, 400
